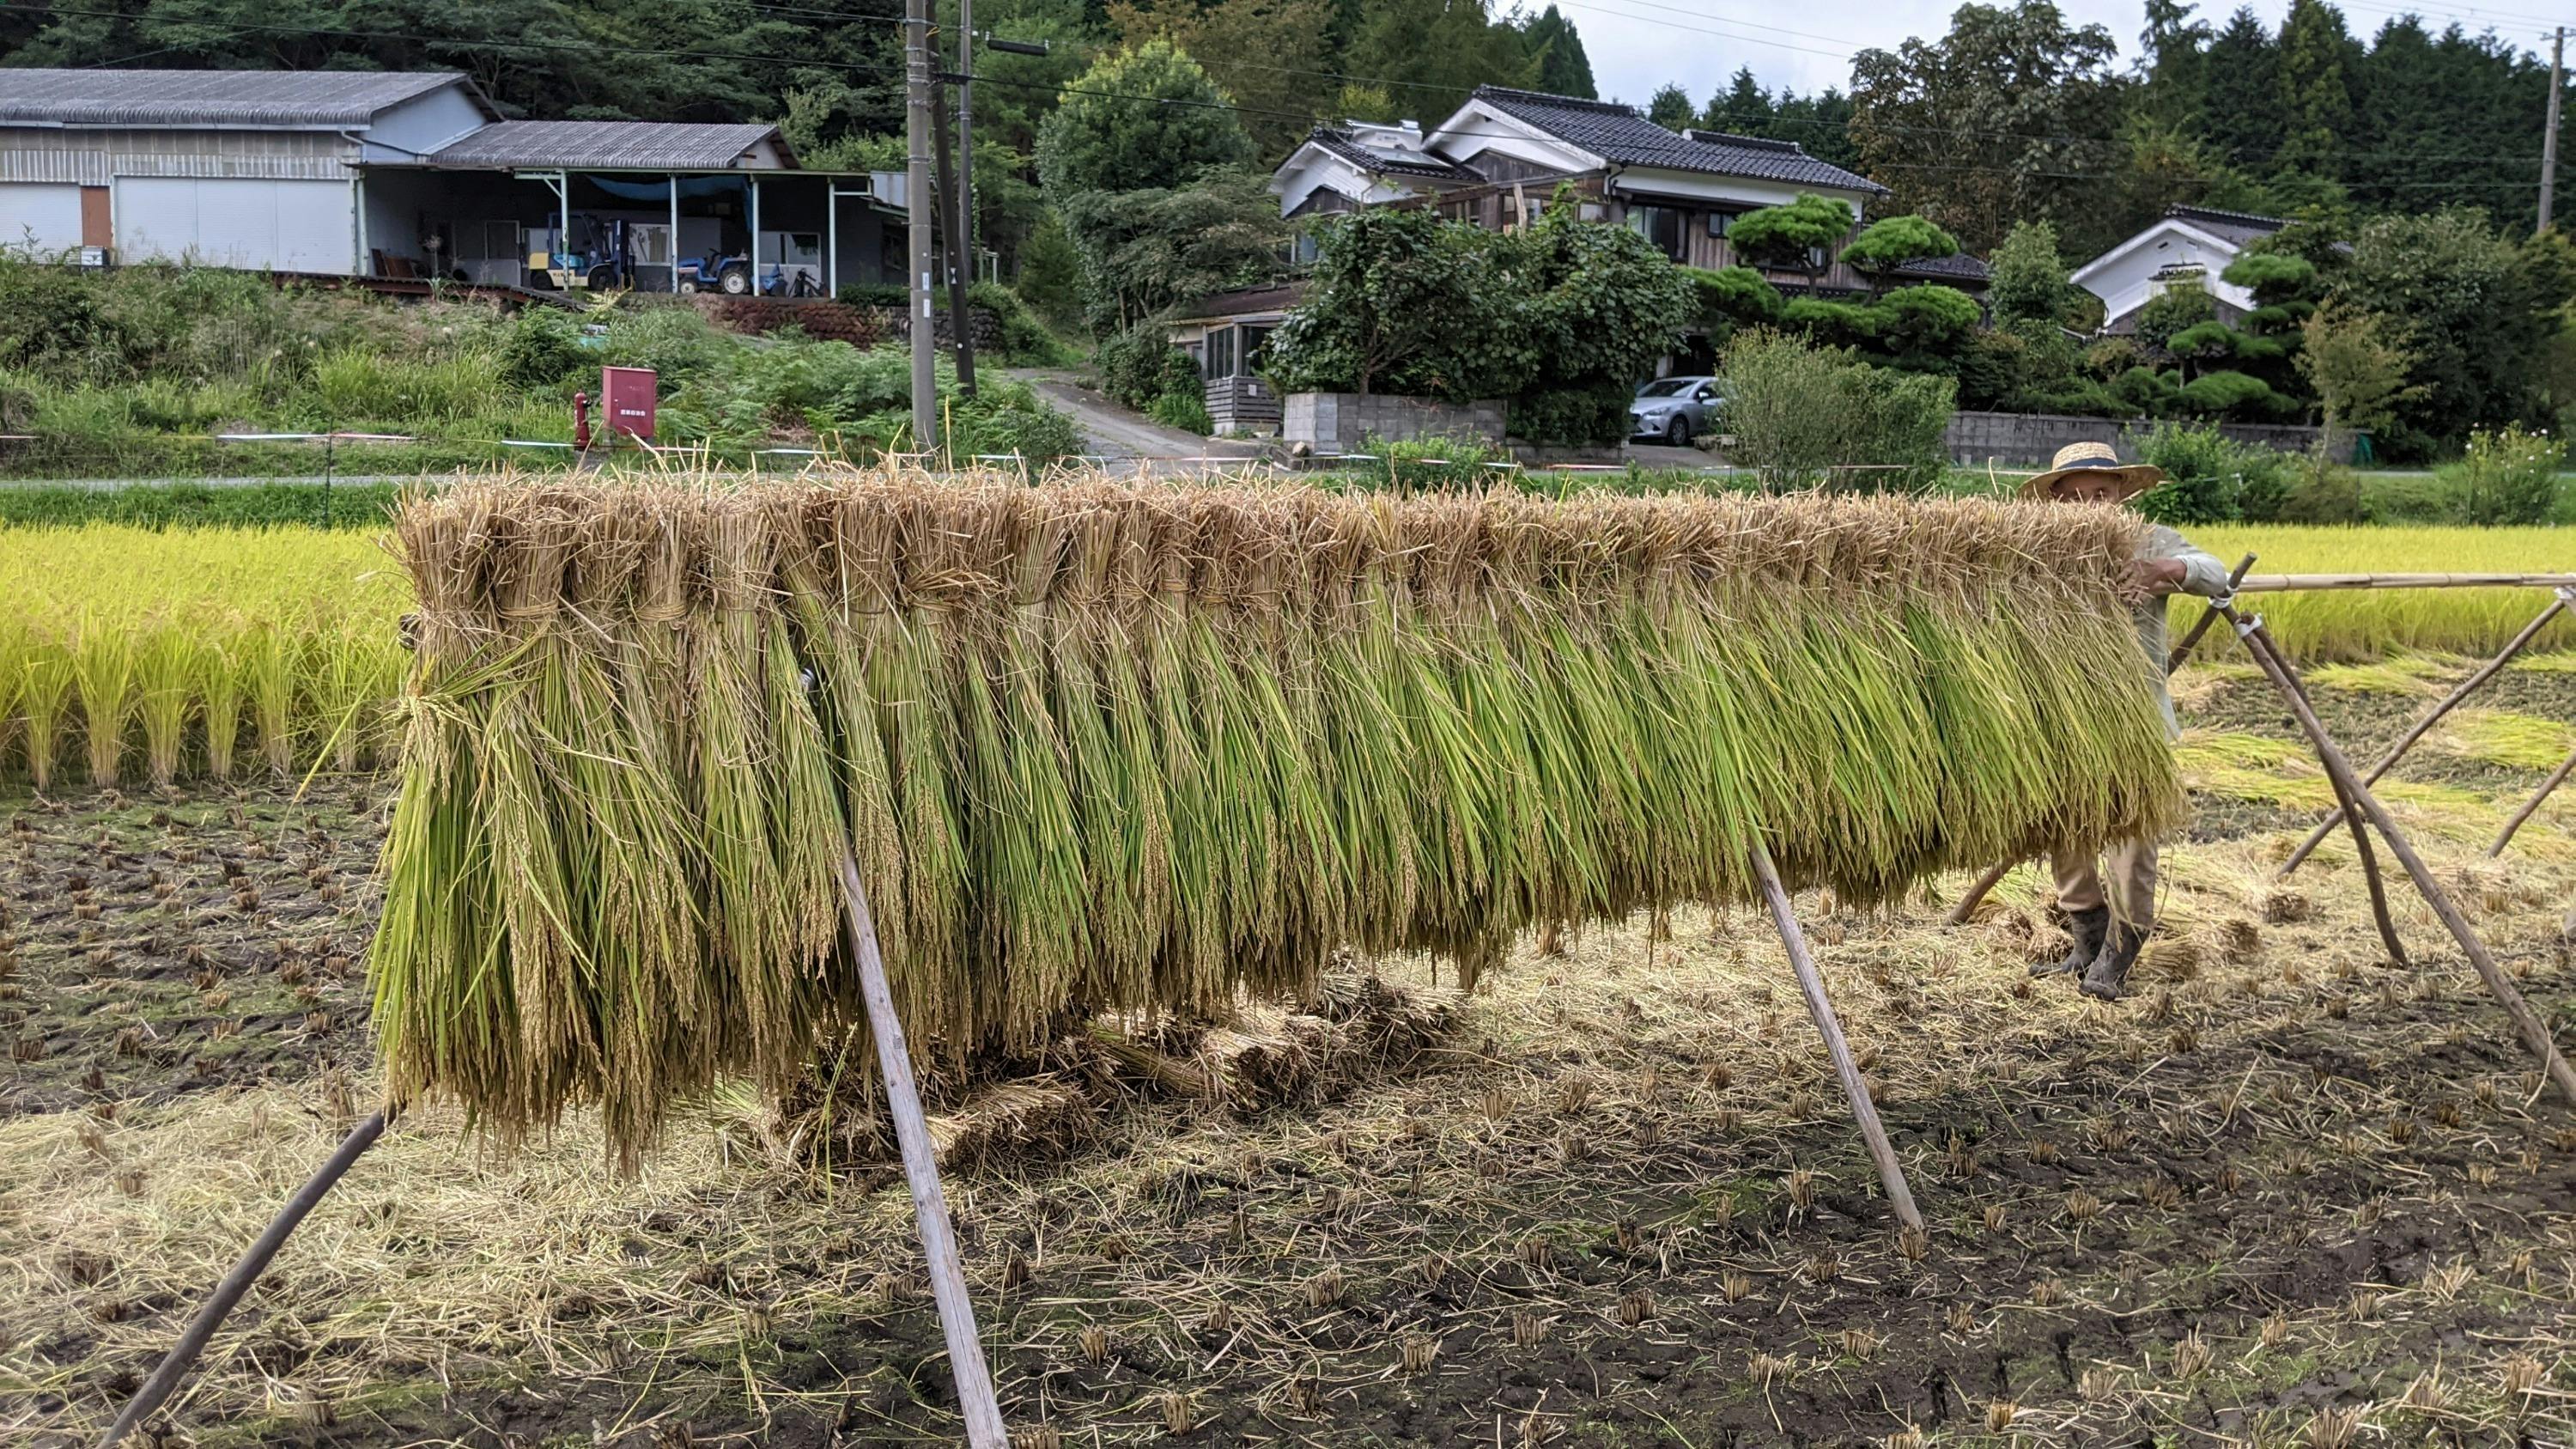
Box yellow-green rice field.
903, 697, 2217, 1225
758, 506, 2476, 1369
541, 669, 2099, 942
0, 516, 2563, 789
2184, 524, 2573, 663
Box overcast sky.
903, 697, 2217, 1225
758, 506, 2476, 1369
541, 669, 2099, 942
1562, 0, 2561, 108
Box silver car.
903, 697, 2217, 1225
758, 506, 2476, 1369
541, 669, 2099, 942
1630, 375, 1722, 447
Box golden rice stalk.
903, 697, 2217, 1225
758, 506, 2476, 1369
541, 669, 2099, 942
377, 471, 2183, 1165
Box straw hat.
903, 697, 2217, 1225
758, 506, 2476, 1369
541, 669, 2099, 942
2021, 441, 2165, 501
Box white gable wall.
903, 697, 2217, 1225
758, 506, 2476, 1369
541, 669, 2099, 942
1270, 143, 1417, 218
355, 83, 491, 162
2073, 219, 2255, 327
1424, 99, 1595, 177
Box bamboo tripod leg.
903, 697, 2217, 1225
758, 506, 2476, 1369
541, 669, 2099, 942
1750, 842, 1924, 1232
2488, 744, 2576, 858
2279, 589, 2572, 879
1942, 857, 2019, 928
2230, 614, 2576, 1107
2252, 624, 2411, 965
99, 1110, 391, 1449
837, 854, 1009, 1449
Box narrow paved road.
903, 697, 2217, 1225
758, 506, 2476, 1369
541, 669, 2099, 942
1006, 368, 1269, 473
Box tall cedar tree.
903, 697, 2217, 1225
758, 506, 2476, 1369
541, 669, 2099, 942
1522, 5, 1596, 100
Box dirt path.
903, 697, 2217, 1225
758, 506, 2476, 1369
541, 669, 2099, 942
1006, 369, 1268, 473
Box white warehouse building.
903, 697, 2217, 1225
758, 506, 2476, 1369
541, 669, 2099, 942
0, 69, 905, 294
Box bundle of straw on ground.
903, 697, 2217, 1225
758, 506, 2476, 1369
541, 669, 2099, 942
375, 469, 2184, 1166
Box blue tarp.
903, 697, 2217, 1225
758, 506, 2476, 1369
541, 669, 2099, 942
583, 174, 748, 202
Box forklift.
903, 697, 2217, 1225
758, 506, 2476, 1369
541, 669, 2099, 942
526, 216, 637, 291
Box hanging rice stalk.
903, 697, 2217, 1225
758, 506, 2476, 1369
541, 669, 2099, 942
374, 469, 2184, 1166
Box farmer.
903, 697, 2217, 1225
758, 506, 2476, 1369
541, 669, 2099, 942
2025, 441, 2232, 1002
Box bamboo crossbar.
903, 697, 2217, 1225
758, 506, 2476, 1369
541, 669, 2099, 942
2234, 573, 2576, 594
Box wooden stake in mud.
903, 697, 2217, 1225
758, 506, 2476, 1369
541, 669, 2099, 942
2278, 586, 2573, 879
836, 853, 1010, 1449
99, 1111, 391, 1449
2228, 610, 2576, 1108
1750, 841, 1924, 1231
1946, 553, 2257, 929
2489, 742, 2576, 858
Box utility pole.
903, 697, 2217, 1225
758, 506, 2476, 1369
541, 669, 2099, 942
905, 0, 938, 450
952, 0, 978, 396
2544, 26, 2565, 234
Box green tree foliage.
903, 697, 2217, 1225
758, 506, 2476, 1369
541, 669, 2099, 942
1262, 201, 1691, 446
1053, 170, 1286, 331
2295, 298, 2422, 438
1110, 0, 1337, 155
1704, 68, 1776, 132
2333, 208, 2571, 452
1848, 1, 2127, 254
2272, 0, 2358, 174
1727, 194, 1855, 288
1984, 220, 2079, 329
1036, 39, 1256, 199
2439, 423, 2567, 525
1520, 4, 1596, 99
1260, 207, 1511, 397
1722, 329, 1956, 492
2134, 279, 2217, 353
1014, 209, 1086, 333
1342, 0, 1538, 122
1682, 265, 1783, 346
1646, 83, 1698, 131
1036, 40, 1275, 332
1838, 215, 1960, 291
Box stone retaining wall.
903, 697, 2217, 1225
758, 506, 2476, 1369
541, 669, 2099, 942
1945, 410, 2332, 466
1283, 393, 1507, 453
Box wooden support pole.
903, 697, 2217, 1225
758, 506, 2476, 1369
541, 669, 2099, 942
2279, 588, 2573, 879
100, 1111, 390, 1448
1750, 841, 1924, 1231
836, 853, 1009, 1449
2245, 611, 2411, 966
2489, 743, 2576, 858
2228, 612, 2576, 1107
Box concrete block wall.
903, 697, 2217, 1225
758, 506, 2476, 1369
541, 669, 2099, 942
1944, 410, 2331, 466
1283, 392, 1507, 452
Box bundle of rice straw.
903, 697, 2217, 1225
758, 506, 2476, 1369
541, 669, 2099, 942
375, 469, 2181, 1165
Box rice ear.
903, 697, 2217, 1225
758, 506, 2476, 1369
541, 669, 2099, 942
378, 469, 2184, 1167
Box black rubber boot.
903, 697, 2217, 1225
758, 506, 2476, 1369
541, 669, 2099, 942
2080, 920, 2149, 1002
2035, 904, 2109, 977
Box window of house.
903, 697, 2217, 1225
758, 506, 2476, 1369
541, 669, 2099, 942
1206, 326, 1236, 381
1577, 202, 1606, 222
1241, 324, 1272, 376
1626, 205, 1686, 261
1706, 210, 1738, 238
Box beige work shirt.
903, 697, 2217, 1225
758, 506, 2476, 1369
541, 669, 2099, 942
2135, 522, 2233, 735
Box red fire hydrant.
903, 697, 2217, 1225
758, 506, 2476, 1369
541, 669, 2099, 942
574, 390, 592, 452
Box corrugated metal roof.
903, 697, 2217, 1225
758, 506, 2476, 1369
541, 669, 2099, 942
0, 69, 469, 128
428, 121, 783, 170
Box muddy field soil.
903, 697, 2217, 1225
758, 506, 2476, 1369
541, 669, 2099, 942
3, 662, 2573, 1449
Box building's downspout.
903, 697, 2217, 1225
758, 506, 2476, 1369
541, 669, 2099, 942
340, 131, 368, 277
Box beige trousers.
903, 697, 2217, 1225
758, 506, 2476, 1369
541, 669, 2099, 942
2052, 838, 2159, 926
